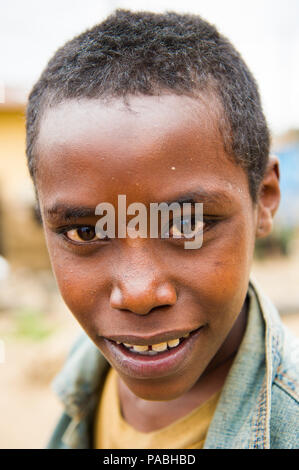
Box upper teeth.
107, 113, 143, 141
118, 334, 190, 354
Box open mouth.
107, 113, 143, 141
102, 326, 204, 379
113, 330, 194, 356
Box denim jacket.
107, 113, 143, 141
46, 279, 299, 449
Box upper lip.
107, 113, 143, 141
101, 326, 203, 346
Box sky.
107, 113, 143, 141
0, 0, 298, 135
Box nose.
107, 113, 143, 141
110, 274, 177, 316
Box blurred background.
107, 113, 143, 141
0, 0, 298, 449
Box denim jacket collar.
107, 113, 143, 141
204, 279, 283, 448
51, 278, 285, 449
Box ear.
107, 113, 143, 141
256, 155, 281, 239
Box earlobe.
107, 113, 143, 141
256, 155, 280, 239
256, 214, 272, 238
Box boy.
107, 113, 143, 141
26, 10, 298, 449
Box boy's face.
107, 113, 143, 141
36, 94, 260, 401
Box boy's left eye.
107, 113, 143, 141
168, 217, 205, 238
65, 226, 97, 243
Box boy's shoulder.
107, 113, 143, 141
273, 323, 299, 402
252, 277, 299, 395
253, 280, 299, 448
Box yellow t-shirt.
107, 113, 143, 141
93, 367, 221, 449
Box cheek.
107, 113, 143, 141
45, 237, 108, 330
178, 218, 255, 322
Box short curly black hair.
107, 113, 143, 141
26, 9, 270, 202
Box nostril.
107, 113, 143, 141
149, 303, 173, 313
112, 301, 175, 317
131, 302, 173, 316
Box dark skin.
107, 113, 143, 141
35, 94, 280, 432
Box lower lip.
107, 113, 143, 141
103, 327, 204, 379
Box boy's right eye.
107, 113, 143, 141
64, 226, 98, 243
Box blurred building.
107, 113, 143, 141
0, 86, 50, 269
273, 131, 299, 228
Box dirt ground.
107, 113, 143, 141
0, 245, 299, 449
0, 309, 81, 449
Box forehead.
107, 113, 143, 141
36, 94, 250, 207
37, 94, 220, 157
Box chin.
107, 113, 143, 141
123, 374, 197, 402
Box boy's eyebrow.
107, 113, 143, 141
165, 190, 233, 206
44, 190, 233, 222
44, 204, 97, 222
